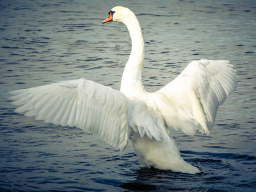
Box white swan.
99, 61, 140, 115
9, 6, 237, 174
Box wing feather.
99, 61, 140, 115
36, 96, 56, 120
44, 97, 61, 122
53, 99, 68, 125
60, 99, 73, 126
67, 99, 77, 127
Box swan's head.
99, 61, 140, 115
102, 6, 135, 24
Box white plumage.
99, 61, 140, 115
9, 6, 237, 174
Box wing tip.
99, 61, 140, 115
9, 89, 27, 96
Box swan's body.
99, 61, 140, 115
9, 6, 237, 174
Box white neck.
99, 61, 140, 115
120, 13, 145, 95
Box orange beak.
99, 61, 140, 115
102, 12, 113, 24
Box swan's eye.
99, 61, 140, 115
108, 11, 115, 16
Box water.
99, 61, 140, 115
0, 0, 256, 191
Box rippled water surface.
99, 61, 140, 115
1, 0, 256, 191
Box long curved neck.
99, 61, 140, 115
120, 14, 145, 95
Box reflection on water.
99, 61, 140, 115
1, 0, 256, 191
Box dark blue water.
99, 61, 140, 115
1, 0, 256, 191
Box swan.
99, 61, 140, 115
9, 6, 237, 174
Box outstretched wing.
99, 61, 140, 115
154, 59, 237, 135
9, 78, 161, 150
9, 78, 129, 150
